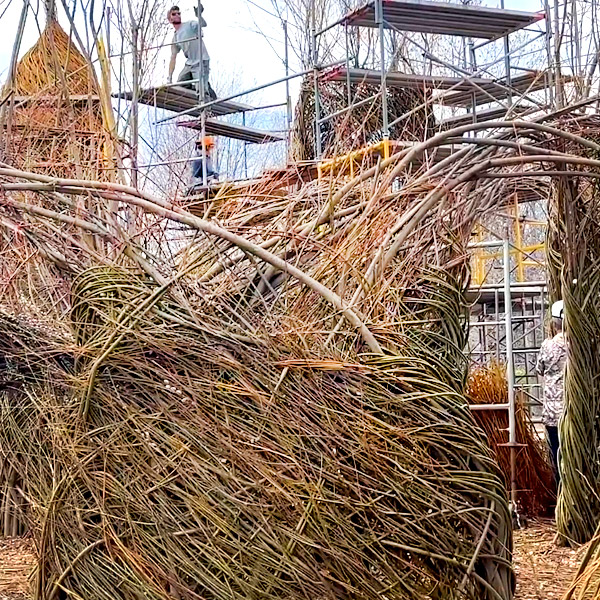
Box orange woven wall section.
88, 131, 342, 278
467, 362, 557, 518
4, 19, 115, 181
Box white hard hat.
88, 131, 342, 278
551, 300, 564, 319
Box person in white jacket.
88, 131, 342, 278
536, 300, 567, 482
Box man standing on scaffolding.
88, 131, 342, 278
167, 4, 216, 101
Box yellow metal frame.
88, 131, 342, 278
317, 139, 390, 180
513, 196, 525, 282
471, 243, 546, 286
473, 225, 486, 285
471, 195, 546, 286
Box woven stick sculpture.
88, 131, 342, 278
549, 164, 600, 545
1, 115, 600, 599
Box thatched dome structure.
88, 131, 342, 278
4, 18, 111, 181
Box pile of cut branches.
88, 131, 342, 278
547, 116, 600, 545
467, 363, 556, 517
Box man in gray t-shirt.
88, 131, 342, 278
167, 5, 214, 100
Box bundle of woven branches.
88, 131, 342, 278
12, 18, 96, 97
291, 75, 435, 160
466, 363, 556, 517
0, 263, 515, 600
544, 116, 600, 545
0, 17, 117, 345
0, 309, 73, 537
0, 137, 516, 599
563, 523, 600, 599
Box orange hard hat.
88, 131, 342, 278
197, 136, 215, 148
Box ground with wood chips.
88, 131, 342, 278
0, 521, 588, 599
514, 520, 586, 600
0, 537, 34, 599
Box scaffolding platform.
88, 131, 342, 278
116, 86, 254, 117
321, 66, 504, 92
440, 72, 551, 107
437, 105, 536, 129
320, 67, 551, 109
467, 282, 546, 308
334, 0, 543, 39
178, 119, 285, 144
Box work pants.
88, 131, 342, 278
546, 424, 560, 484
178, 61, 213, 100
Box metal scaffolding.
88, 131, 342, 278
468, 227, 547, 422
467, 240, 546, 510
309, 6, 554, 491
178, 118, 286, 144
328, 0, 544, 39
312, 0, 553, 159
113, 0, 560, 189
117, 86, 254, 117
114, 7, 295, 191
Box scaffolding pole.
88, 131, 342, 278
553, 0, 563, 108
500, 0, 513, 107
130, 20, 140, 188
468, 240, 518, 511
312, 0, 322, 158
503, 239, 517, 510
196, 0, 207, 187
376, 0, 389, 140
284, 21, 292, 160
543, 0, 554, 107
243, 112, 248, 178
345, 22, 352, 106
